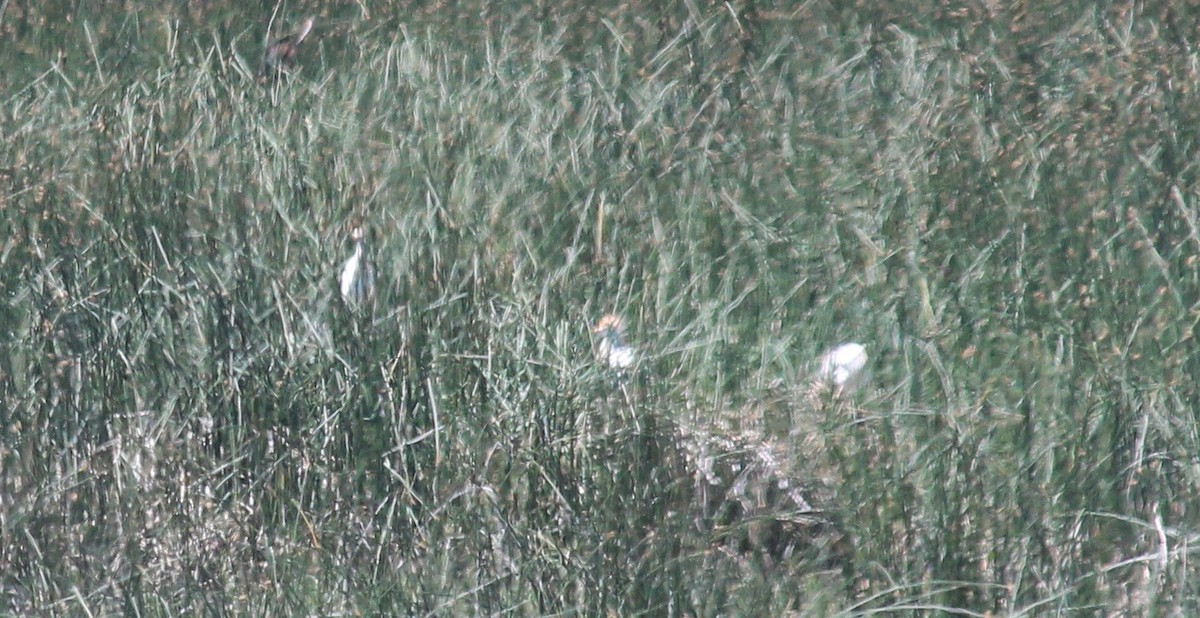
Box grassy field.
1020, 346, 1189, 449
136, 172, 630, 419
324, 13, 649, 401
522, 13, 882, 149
2, 1, 1199, 615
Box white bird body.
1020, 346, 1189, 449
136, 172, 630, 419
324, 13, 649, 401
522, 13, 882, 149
598, 337, 637, 369
339, 227, 373, 306
339, 243, 361, 299
816, 342, 868, 391
594, 315, 636, 370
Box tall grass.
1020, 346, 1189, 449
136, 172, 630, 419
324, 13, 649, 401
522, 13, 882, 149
2, 1, 1199, 615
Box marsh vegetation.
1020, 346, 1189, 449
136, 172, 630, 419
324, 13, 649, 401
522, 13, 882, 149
2, 1, 1199, 615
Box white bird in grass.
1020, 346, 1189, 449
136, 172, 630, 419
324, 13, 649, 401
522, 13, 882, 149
814, 342, 868, 394
593, 314, 636, 370
339, 226, 374, 307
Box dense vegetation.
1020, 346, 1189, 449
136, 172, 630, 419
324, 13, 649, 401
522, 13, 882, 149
2, 1, 1199, 615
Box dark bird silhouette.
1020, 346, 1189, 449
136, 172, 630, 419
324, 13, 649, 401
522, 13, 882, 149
261, 17, 314, 79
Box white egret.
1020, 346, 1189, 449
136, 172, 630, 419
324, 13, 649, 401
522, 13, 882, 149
339, 226, 374, 307
815, 342, 868, 394
593, 315, 636, 370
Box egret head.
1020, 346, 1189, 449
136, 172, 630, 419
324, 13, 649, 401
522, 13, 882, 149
593, 314, 624, 334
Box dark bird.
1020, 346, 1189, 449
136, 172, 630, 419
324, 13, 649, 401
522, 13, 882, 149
261, 17, 314, 78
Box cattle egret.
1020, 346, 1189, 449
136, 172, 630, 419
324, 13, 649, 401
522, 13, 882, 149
815, 342, 868, 393
339, 226, 374, 307
593, 314, 636, 370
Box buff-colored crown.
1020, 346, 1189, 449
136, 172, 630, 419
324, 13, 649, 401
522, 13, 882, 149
594, 314, 624, 333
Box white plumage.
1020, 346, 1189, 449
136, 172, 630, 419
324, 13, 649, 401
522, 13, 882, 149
816, 342, 868, 391
594, 315, 636, 370
339, 227, 374, 306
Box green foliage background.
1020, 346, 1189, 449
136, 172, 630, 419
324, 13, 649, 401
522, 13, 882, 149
2, 1, 1199, 615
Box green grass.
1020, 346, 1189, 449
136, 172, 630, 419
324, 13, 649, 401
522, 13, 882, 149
2, 1, 1199, 615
